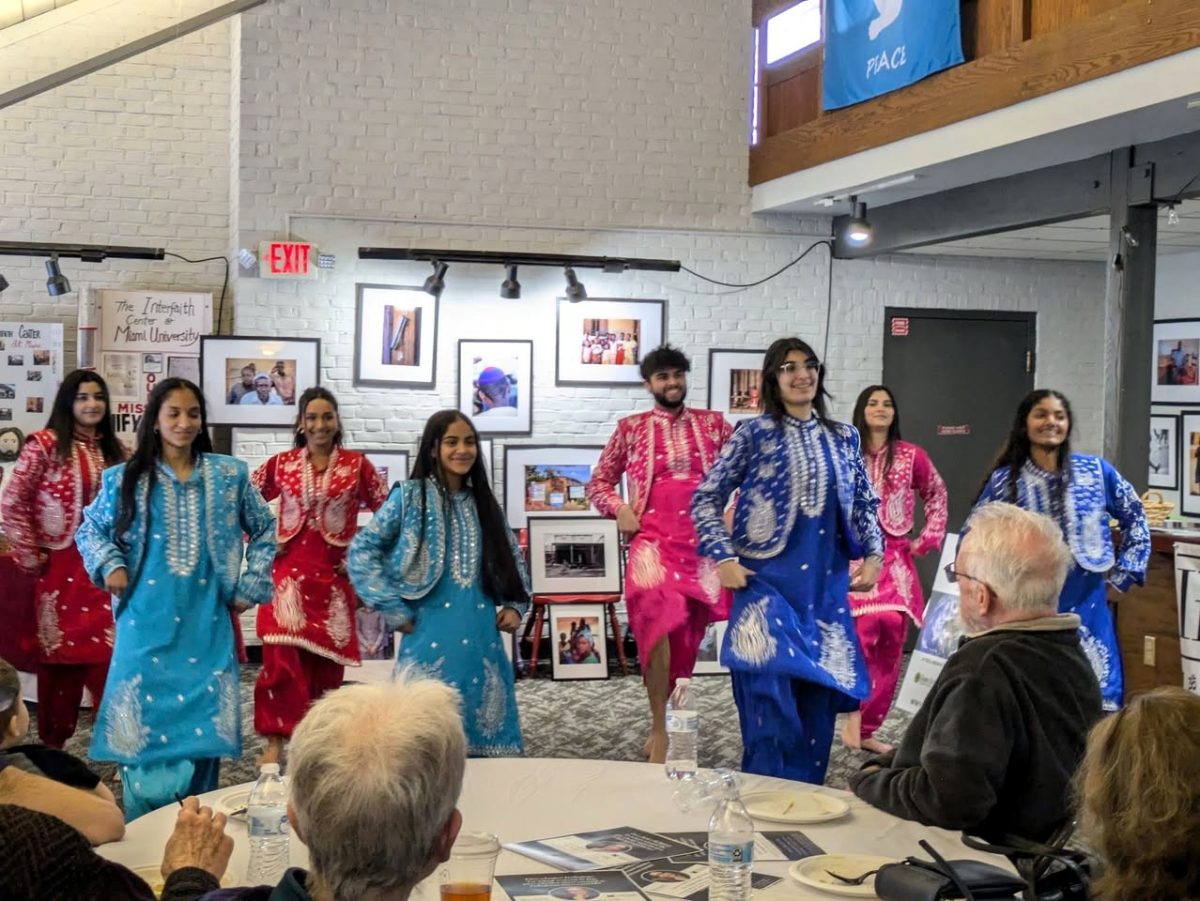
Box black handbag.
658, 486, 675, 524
959, 833, 1094, 901
875, 840, 1027, 901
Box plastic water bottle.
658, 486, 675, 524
665, 677, 698, 780
707, 772, 754, 901
245, 763, 290, 885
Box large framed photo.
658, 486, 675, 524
549, 602, 609, 681
363, 450, 410, 488
458, 339, 532, 436
355, 284, 438, 388
1149, 415, 1179, 491
707, 348, 765, 422
1151, 319, 1200, 405
528, 517, 621, 595
1183, 413, 1200, 518
555, 298, 666, 386
200, 336, 319, 427
692, 621, 729, 675
502, 444, 605, 529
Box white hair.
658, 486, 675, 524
287, 672, 466, 900
962, 502, 1071, 616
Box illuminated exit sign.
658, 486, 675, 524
259, 241, 318, 279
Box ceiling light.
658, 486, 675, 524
844, 196, 873, 247
45, 257, 71, 296
500, 264, 521, 299
423, 261, 448, 298
1167, 204, 1181, 227
564, 268, 587, 302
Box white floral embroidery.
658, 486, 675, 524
477, 659, 507, 738
629, 541, 665, 590
816, 619, 858, 690
275, 576, 307, 632
212, 671, 239, 745
890, 559, 913, 605
105, 675, 151, 757
745, 490, 777, 544
326, 585, 352, 648
322, 493, 351, 537
1078, 626, 1112, 694
697, 558, 722, 605
36, 589, 63, 654
730, 597, 778, 666
37, 491, 66, 538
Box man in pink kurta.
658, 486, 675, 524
586, 345, 732, 763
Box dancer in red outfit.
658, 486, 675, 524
251, 388, 387, 763
843, 386, 947, 754
0, 371, 125, 748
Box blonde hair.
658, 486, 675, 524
1076, 687, 1200, 900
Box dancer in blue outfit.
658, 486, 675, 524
691, 337, 884, 783
970, 389, 1148, 711
76, 378, 276, 820
348, 410, 529, 756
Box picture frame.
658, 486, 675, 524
1182, 412, 1200, 518
478, 438, 494, 486
354, 284, 438, 388
1151, 319, 1200, 405
362, 450, 411, 488
1149, 414, 1179, 491
200, 336, 319, 427
555, 298, 666, 386
707, 348, 766, 422
528, 517, 621, 595
692, 621, 729, 675
458, 339, 533, 435
502, 444, 606, 529
548, 602, 609, 680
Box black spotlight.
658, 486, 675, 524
45, 257, 71, 296
422, 261, 448, 298
564, 267, 587, 302
500, 264, 521, 299
844, 195, 873, 247
0, 273, 8, 293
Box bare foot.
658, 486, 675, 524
258, 737, 285, 767
861, 737, 894, 755
646, 731, 668, 765
840, 712, 863, 750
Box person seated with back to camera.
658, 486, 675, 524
849, 502, 1104, 843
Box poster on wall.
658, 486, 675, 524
1151, 319, 1200, 405
97, 290, 211, 448
354, 284, 438, 389
0, 321, 65, 483
1149, 414, 1179, 491
1182, 412, 1200, 519
707, 348, 765, 422
555, 298, 666, 387
1174, 543, 1200, 696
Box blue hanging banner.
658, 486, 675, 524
822, 0, 964, 111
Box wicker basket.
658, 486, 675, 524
1141, 490, 1174, 527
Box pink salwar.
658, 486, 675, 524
855, 608, 908, 735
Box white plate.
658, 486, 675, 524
215, 789, 252, 820
741, 789, 850, 824
789, 854, 897, 898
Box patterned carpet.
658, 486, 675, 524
38, 662, 913, 810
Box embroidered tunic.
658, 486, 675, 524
76, 455, 276, 765
849, 440, 948, 624
252, 448, 387, 666
971, 454, 1149, 710
0, 430, 118, 664
347, 479, 530, 756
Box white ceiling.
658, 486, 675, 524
0, 0, 78, 29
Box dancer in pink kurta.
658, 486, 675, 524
844, 385, 947, 753
586, 345, 732, 763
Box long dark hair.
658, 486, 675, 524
761, 336, 831, 421
852, 384, 901, 476
45, 370, 124, 465
114, 378, 213, 549
976, 389, 1074, 505
293, 386, 343, 449
409, 410, 527, 608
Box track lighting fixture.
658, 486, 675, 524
0, 273, 7, 293
45, 257, 71, 296
423, 261, 448, 299
564, 267, 587, 302
844, 196, 873, 247
500, 264, 521, 299
1167, 204, 1181, 227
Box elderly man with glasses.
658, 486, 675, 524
849, 502, 1103, 843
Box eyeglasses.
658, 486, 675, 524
944, 563, 991, 592
777, 360, 820, 375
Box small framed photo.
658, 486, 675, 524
362, 450, 410, 488
355, 284, 438, 388
502, 444, 605, 529
1182, 412, 1200, 518
478, 438, 494, 486
1151, 319, 1200, 404
458, 339, 532, 435
1149, 414, 1179, 491
200, 336, 319, 427
548, 602, 609, 681
707, 348, 765, 422
692, 621, 729, 675
528, 517, 621, 595
555, 298, 666, 386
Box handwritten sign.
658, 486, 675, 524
99, 290, 210, 354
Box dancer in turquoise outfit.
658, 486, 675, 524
348, 410, 529, 756
76, 378, 276, 820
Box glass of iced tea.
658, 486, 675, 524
439, 831, 500, 901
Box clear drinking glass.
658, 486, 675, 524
673, 768, 741, 813
439, 831, 501, 901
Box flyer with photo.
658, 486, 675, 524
618, 858, 781, 901
656, 831, 823, 862
505, 828, 700, 872
497, 870, 649, 900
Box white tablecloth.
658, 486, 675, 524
98, 758, 1008, 899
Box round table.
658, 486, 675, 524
98, 758, 1008, 899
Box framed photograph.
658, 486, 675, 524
502, 444, 605, 529
478, 438, 494, 486
528, 517, 621, 595
1149, 415, 1179, 491
707, 348, 765, 421
692, 621, 729, 675
458, 339, 532, 436
362, 450, 410, 488
555, 298, 666, 386
200, 336, 319, 427
355, 284, 438, 388
1151, 319, 1200, 405
1182, 413, 1200, 518
548, 602, 609, 680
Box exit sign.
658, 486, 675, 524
259, 241, 318, 279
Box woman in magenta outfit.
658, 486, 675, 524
842, 385, 947, 754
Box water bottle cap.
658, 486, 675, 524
260, 763, 281, 774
